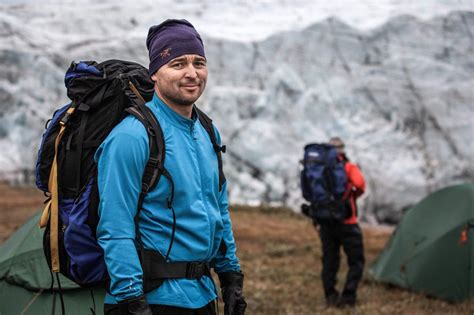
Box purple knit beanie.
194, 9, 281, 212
146, 19, 205, 76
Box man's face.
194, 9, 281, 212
151, 54, 208, 108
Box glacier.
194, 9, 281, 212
0, 2, 473, 223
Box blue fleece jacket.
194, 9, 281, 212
95, 94, 240, 308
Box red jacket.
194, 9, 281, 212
340, 155, 365, 224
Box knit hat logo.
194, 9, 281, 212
160, 48, 172, 59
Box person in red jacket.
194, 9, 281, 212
319, 137, 366, 307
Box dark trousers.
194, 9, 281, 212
318, 222, 365, 299
104, 301, 216, 315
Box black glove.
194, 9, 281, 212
218, 271, 247, 315
301, 203, 311, 217
117, 295, 152, 315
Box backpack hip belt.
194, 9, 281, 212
140, 249, 211, 293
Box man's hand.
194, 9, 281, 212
218, 271, 247, 315
118, 295, 152, 315
301, 203, 311, 217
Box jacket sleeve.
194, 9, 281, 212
347, 162, 366, 198
211, 128, 241, 274
94, 129, 148, 301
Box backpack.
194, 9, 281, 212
35, 60, 226, 287
300, 143, 349, 222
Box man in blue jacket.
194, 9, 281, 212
96, 19, 246, 315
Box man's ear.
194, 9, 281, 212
151, 73, 158, 82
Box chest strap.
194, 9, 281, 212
141, 249, 211, 293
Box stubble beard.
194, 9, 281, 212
165, 92, 198, 107
162, 82, 206, 107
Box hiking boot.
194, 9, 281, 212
325, 292, 340, 307
338, 294, 356, 307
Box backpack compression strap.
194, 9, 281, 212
39, 105, 77, 273
195, 107, 227, 191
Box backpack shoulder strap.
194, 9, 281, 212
125, 104, 172, 211
195, 107, 226, 191
126, 100, 178, 262
322, 148, 335, 197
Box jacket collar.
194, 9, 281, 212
151, 93, 198, 131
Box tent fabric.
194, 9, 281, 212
370, 184, 474, 302
0, 211, 77, 290
0, 211, 105, 314
0, 281, 104, 315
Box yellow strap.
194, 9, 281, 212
129, 81, 146, 103
48, 125, 65, 272
39, 199, 51, 228
43, 107, 75, 273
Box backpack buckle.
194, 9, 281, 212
186, 262, 207, 279
214, 144, 226, 153
60, 107, 76, 126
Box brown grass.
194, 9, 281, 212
0, 182, 45, 242
229, 206, 473, 315
1, 185, 473, 314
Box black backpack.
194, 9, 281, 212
35, 60, 226, 287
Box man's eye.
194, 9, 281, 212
172, 62, 183, 68
194, 61, 206, 68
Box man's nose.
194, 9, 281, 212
184, 64, 198, 78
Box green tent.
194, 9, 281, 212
370, 184, 474, 302
0, 211, 105, 314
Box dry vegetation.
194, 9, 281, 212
0, 182, 45, 242
229, 206, 473, 315
1, 184, 472, 314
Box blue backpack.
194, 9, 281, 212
300, 143, 349, 222
35, 60, 160, 288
